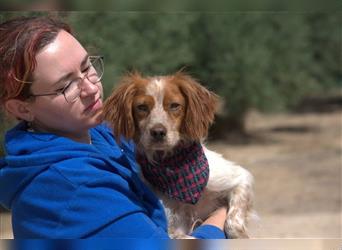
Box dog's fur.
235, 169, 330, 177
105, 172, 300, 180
103, 72, 255, 238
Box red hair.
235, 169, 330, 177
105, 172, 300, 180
0, 16, 72, 106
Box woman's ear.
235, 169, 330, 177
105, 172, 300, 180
4, 99, 34, 121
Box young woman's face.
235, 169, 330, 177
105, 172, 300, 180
27, 30, 103, 140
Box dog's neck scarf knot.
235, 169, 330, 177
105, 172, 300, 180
137, 142, 209, 205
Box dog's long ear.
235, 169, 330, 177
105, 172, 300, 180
103, 74, 140, 142
174, 72, 219, 141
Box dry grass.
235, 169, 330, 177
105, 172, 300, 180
208, 110, 341, 238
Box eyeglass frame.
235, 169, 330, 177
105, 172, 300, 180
29, 55, 104, 103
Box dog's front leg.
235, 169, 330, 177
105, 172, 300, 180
224, 182, 254, 238
205, 149, 255, 238
164, 204, 195, 239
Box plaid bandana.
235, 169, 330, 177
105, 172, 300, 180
137, 142, 209, 205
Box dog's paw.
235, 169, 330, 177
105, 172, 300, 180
169, 228, 195, 239
169, 232, 195, 239
224, 217, 249, 239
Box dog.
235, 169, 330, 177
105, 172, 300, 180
103, 71, 255, 238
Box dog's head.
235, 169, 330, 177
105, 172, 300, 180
103, 71, 219, 157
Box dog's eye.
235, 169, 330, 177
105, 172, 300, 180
170, 103, 181, 111
137, 104, 149, 112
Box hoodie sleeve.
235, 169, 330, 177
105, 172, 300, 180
47, 163, 170, 239
61, 180, 170, 238
191, 225, 227, 239
55, 167, 226, 239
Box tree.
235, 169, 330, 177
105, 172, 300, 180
0, 11, 340, 150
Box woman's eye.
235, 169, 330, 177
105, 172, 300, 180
170, 103, 181, 110
56, 84, 68, 92
57, 80, 73, 92
82, 65, 91, 73
137, 104, 149, 112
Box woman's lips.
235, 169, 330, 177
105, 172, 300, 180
84, 98, 102, 113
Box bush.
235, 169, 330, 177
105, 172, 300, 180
0, 12, 339, 144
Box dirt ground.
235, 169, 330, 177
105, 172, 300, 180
0, 110, 341, 239
209, 110, 341, 238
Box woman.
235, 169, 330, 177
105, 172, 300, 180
0, 16, 228, 238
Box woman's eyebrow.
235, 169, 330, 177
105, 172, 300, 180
52, 54, 89, 87
52, 72, 74, 87
80, 54, 89, 68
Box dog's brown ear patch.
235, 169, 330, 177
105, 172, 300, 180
103, 73, 143, 142
173, 72, 219, 141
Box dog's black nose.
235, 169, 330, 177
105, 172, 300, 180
150, 124, 167, 141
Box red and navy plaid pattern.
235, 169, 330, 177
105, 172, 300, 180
137, 142, 209, 205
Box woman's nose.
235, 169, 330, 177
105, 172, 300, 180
80, 78, 98, 97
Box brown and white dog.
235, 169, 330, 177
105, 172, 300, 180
103, 72, 255, 238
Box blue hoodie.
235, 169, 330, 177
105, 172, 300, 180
0, 122, 226, 239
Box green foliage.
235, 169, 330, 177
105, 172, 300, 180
65, 12, 340, 115
66, 12, 199, 96
0, 11, 340, 148
191, 13, 334, 118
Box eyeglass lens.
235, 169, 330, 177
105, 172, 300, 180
64, 57, 103, 102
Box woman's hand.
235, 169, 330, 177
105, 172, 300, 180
201, 206, 227, 230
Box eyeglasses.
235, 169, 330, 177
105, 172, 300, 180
29, 56, 104, 103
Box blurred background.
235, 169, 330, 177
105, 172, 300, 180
0, 11, 341, 239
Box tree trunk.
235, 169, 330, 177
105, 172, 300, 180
209, 114, 247, 142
